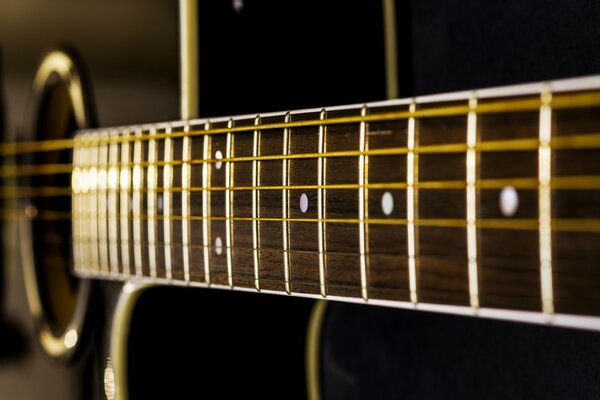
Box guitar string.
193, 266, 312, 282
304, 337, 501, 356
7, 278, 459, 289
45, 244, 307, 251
1, 89, 600, 155
67, 240, 599, 261
4, 209, 600, 233
1, 132, 600, 179
3, 174, 600, 200
4, 91, 598, 294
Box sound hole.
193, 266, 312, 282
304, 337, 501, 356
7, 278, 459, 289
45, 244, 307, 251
31, 75, 78, 336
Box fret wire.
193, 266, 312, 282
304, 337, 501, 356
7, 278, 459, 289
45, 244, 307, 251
108, 129, 120, 275
281, 113, 291, 294
466, 96, 479, 309
225, 119, 235, 289
318, 109, 328, 298
88, 133, 101, 273
539, 88, 554, 316
163, 125, 174, 280
407, 102, 418, 305
71, 136, 84, 273
70, 140, 79, 271
147, 126, 158, 278
253, 115, 263, 292
181, 125, 191, 283
81, 136, 92, 272
97, 131, 110, 274
358, 106, 369, 301
6, 89, 600, 156
202, 123, 212, 285
119, 129, 132, 275
132, 128, 144, 276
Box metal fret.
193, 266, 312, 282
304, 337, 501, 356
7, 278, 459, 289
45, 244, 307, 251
88, 133, 101, 273
181, 125, 192, 283
358, 106, 369, 301
61, 74, 600, 330
281, 113, 291, 294
71, 136, 84, 272
407, 103, 418, 304
132, 128, 144, 276
147, 126, 158, 278
225, 119, 235, 288
119, 129, 131, 275
163, 125, 174, 280
202, 122, 212, 285
97, 131, 110, 273
108, 130, 120, 275
318, 109, 328, 298
81, 136, 91, 271
253, 116, 262, 291
466, 97, 479, 309
539, 88, 554, 315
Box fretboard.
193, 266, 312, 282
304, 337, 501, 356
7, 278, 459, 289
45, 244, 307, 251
71, 75, 600, 330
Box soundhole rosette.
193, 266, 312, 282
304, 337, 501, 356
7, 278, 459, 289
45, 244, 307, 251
21, 48, 94, 359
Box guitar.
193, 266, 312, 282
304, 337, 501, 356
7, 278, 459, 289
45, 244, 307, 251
3, 1, 600, 399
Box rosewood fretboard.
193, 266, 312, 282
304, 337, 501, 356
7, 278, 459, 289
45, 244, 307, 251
70, 76, 600, 329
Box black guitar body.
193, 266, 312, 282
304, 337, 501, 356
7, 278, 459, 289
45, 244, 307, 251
117, 2, 388, 398
2, 1, 600, 399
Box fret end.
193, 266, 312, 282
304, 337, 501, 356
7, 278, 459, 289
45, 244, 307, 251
361, 288, 369, 302
320, 286, 327, 299
410, 291, 418, 306
470, 296, 480, 310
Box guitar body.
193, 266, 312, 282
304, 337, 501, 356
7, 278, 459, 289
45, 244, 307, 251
2, 1, 600, 399
2, 1, 385, 398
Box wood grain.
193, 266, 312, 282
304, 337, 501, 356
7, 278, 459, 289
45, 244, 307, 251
71, 93, 600, 319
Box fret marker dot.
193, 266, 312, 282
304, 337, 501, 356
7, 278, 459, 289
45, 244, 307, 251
215, 150, 223, 170
300, 193, 308, 213
500, 186, 519, 217
381, 192, 394, 216
157, 193, 163, 213
215, 236, 223, 255
232, 0, 243, 13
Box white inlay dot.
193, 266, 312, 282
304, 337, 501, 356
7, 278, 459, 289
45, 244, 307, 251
215, 150, 223, 170
381, 191, 394, 216
214, 236, 223, 255
500, 186, 519, 217
157, 193, 163, 213
299, 193, 309, 213
232, 0, 243, 13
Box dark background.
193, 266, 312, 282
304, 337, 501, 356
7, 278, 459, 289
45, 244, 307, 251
2, 0, 600, 398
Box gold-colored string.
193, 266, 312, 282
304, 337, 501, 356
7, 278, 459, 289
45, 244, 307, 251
2, 175, 600, 199
1, 89, 600, 155
3, 209, 600, 233
2, 132, 600, 180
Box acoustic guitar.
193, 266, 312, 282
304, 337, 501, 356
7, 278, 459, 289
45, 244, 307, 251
2, 1, 600, 399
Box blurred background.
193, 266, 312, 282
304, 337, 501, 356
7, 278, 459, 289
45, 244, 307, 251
1, 0, 179, 133
1, 1, 178, 398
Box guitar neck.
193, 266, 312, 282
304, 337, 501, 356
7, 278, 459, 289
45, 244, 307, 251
71, 75, 600, 329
